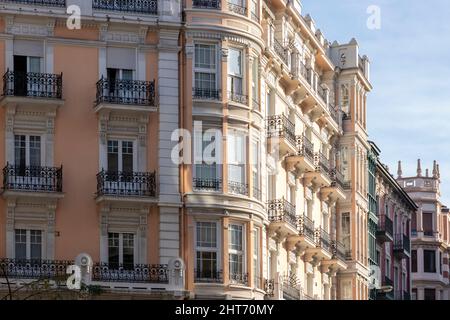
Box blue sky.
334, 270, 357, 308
302, 0, 450, 204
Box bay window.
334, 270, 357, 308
253, 228, 261, 288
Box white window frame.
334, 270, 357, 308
14, 229, 44, 260
228, 47, 245, 95
227, 128, 247, 185
228, 223, 246, 280
14, 134, 43, 167
194, 220, 221, 278
106, 138, 138, 172
251, 138, 261, 198
193, 124, 222, 181
107, 232, 136, 266
253, 227, 261, 288
193, 43, 219, 92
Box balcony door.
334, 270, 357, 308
13, 55, 42, 97
10, 135, 42, 189
15, 229, 42, 261
108, 232, 135, 270
107, 68, 134, 103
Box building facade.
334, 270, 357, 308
0, 0, 383, 300
0, 0, 187, 299
397, 160, 450, 300
369, 142, 417, 300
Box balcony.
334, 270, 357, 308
273, 39, 289, 66
192, 0, 221, 9
92, 262, 168, 283
376, 214, 394, 242
267, 115, 297, 155
92, 0, 158, 15
94, 77, 157, 113
193, 87, 221, 101
282, 275, 301, 300
229, 272, 248, 286
0, 0, 66, 7
227, 2, 247, 16
264, 279, 275, 298
227, 90, 248, 105
193, 177, 222, 192
2, 164, 63, 199
0, 259, 73, 281
194, 269, 223, 283
96, 170, 157, 203
304, 152, 332, 188
321, 168, 346, 202
285, 136, 315, 175
297, 214, 315, 244
380, 276, 394, 300
268, 198, 297, 236
394, 234, 411, 259
315, 228, 332, 257
1, 70, 63, 109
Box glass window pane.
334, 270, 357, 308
122, 141, 134, 173
30, 230, 42, 260
29, 57, 41, 73
196, 222, 217, 248
122, 233, 134, 269
15, 229, 27, 260
108, 233, 120, 267
228, 49, 242, 76
29, 136, 41, 167
14, 135, 26, 168
107, 141, 119, 172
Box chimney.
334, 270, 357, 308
417, 159, 422, 177
397, 161, 403, 178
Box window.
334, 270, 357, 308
228, 48, 244, 95
194, 125, 222, 190
385, 257, 391, 279
411, 250, 417, 272
107, 140, 134, 173
424, 288, 436, 301
423, 250, 436, 273
251, 57, 259, 109
341, 213, 351, 254
439, 251, 443, 275
423, 212, 433, 236
194, 44, 218, 95
13, 55, 43, 96
195, 222, 219, 280
229, 224, 245, 281
15, 229, 42, 260
14, 135, 41, 168
411, 211, 417, 235
228, 129, 247, 189
108, 233, 134, 269
253, 228, 261, 288
341, 84, 349, 115
251, 140, 261, 199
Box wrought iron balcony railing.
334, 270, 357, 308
318, 86, 327, 103
92, 262, 168, 283
229, 272, 248, 286
227, 2, 247, 16
282, 276, 301, 300
227, 90, 248, 105
193, 87, 221, 100
227, 180, 248, 196
3, 164, 63, 193
298, 214, 315, 242
3, 70, 63, 99
253, 185, 262, 201
330, 168, 345, 190
394, 234, 411, 254
268, 198, 297, 230
328, 102, 340, 124
314, 152, 331, 178
95, 77, 156, 107
294, 136, 314, 163
251, 11, 259, 22
267, 115, 296, 147
331, 240, 346, 261
0, 259, 73, 280
315, 228, 332, 253
377, 214, 394, 239
192, 0, 221, 9
194, 269, 223, 283
1, 0, 66, 7
273, 38, 289, 65
193, 177, 222, 192
96, 170, 157, 197
264, 278, 275, 297
92, 0, 158, 15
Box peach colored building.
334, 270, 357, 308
0, 0, 377, 300
0, 0, 186, 299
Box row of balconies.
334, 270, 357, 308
267, 198, 348, 263
376, 214, 411, 258
2, 164, 157, 199
0, 258, 169, 284
2, 0, 159, 15
2, 70, 157, 112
